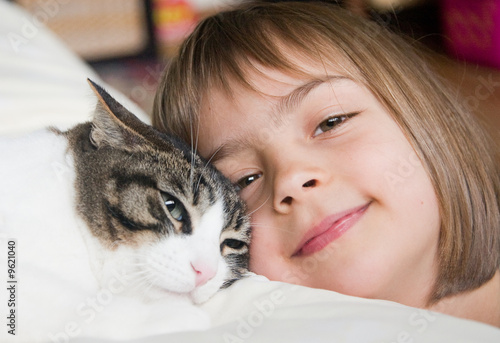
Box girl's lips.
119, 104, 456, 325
292, 202, 371, 257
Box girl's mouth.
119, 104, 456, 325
292, 202, 371, 257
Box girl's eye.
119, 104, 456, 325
161, 192, 187, 222
313, 113, 356, 137
235, 173, 262, 191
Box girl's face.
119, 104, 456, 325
198, 65, 441, 307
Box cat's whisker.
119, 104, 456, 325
147, 275, 162, 291
205, 144, 224, 166
128, 268, 150, 276
250, 222, 295, 233
247, 195, 271, 216
139, 275, 162, 297
195, 144, 225, 194
189, 120, 196, 189
128, 258, 160, 271
134, 274, 154, 287
128, 261, 150, 268
189, 119, 203, 192
128, 273, 155, 293
193, 116, 201, 173
131, 281, 151, 296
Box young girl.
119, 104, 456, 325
152, 2, 500, 326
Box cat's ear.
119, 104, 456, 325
87, 78, 159, 150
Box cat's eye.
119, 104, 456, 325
161, 193, 187, 222
235, 173, 262, 191
313, 113, 358, 137
222, 239, 246, 250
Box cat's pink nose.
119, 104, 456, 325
191, 261, 217, 287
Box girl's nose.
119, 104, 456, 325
272, 154, 325, 214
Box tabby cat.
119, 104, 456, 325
0, 80, 251, 341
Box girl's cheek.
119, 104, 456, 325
248, 246, 284, 281
248, 239, 268, 275
247, 219, 281, 276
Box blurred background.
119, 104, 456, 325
7, 0, 500, 145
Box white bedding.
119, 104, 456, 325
0, 1, 499, 342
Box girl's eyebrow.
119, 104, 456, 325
208, 136, 252, 164
272, 75, 348, 124
208, 75, 349, 163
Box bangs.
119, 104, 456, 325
190, 5, 360, 99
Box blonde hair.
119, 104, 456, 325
153, 1, 500, 303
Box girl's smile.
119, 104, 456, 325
293, 201, 372, 257
198, 63, 441, 308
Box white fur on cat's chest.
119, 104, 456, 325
0, 129, 212, 342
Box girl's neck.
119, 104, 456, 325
428, 270, 500, 328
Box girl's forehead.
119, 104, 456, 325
224, 59, 355, 99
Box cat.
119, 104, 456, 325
0, 79, 251, 342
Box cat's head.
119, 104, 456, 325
67, 79, 251, 303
